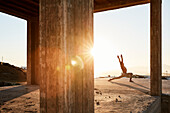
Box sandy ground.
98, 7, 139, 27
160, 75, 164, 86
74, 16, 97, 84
0, 78, 170, 113
0, 85, 39, 113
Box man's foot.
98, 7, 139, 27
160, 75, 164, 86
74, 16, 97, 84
129, 80, 134, 82
108, 79, 112, 82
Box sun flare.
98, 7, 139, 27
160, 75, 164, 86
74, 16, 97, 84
90, 48, 95, 56
92, 38, 120, 78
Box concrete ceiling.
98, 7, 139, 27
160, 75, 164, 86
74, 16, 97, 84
0, 0, 149, 20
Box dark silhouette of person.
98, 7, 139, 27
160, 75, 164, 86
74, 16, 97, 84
108, 54, 133, 82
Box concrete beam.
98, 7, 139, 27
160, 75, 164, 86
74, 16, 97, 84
94, 0, 150, 12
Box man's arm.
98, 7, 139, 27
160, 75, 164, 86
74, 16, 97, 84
117, 55, 121, 63
121, 54, 123, 62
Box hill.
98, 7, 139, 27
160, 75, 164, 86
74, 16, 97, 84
0, 62, 26, 82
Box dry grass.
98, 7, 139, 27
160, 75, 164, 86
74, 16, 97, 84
0, 62, 26, 85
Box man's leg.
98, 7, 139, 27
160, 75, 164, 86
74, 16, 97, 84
122, 73, 133, 82
129, 73, 133, 82
108, 75, 123, 81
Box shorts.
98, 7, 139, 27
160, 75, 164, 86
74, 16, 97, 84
121, 73, 133, 77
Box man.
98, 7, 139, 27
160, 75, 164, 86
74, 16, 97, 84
108, 54, 133, 82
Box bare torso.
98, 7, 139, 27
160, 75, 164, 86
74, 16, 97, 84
120, 62, 127, 73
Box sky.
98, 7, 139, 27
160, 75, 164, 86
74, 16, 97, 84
0, 13, 27, 67
94, 0, 170, 76
0, 0, 169, 76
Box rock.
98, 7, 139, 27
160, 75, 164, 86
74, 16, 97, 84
10, 101, 15, 103
96, 101, 100, 105
115, 98, 118, 102
26, 97, 31, 99
96, 91, 100, 94
2, 107, 12, 111
94, 88, 98, 90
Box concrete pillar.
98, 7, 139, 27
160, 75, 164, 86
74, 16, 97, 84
27, 20, 32, 85
150, 0, 162, 96
39, 0, 94, 112
27, 17, 40, 85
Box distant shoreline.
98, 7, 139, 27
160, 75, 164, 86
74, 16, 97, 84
95, 75, 170, 80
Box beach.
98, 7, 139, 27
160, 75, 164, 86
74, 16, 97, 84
0, 78, 170, 113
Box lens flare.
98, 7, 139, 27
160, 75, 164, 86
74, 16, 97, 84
71, 56, 84, 70
71, 60, 77, 66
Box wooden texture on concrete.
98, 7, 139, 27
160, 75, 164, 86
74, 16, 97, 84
94, 0, 150, 12
31, 18, 40, 85
39, 0, 94, 112
150, 0, 162, 96
27, 18, 40, 85
0, 0, 39, 20
27, 21, 32, 85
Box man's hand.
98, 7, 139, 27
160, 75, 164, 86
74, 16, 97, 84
121, 54, 123, 58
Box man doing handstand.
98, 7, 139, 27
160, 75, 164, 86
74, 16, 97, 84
108, 54, 133, 82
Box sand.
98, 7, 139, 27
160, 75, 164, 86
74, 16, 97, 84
95, 78, 155, 113
0, 78, 170, 113
0, 85, 39, 113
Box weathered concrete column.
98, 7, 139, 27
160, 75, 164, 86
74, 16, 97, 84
27, 20, 32, 85
39, 0, 94, 113
150, 0, 162, 96
27, 17, 40, 85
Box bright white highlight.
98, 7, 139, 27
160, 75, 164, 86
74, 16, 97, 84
91, 48, 95, 56
71, 60, 77, 66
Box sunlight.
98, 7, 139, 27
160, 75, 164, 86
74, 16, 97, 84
71, 60, 77, 66
71, 56, 84, 70
90, 48, 95, 56
93, 38, 117, 59
93, 38, 121, 77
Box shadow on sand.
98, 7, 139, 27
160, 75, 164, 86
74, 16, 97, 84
110, 81, 150, 94
131, 82, 149, 90
0, 85, 39, 105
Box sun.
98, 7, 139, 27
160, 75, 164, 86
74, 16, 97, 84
90, 38, 119, 77
90, 48, 95, 56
